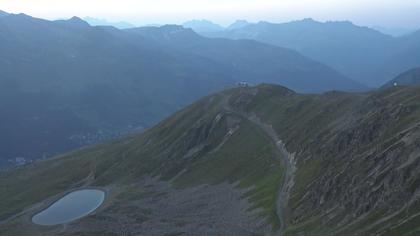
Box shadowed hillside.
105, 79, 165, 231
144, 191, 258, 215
382, 67, 420, 88
204, 19, 420, 87
0, 12, 364, 166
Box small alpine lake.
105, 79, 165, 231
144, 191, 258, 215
32, 189, 105, 226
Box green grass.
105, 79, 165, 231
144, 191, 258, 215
0, 90, 284, 232
0, 149, 94, 220
174, 120, 284, 229
283, 215, 327, 236
289, 157, 323, 209
2, 85, 420, 235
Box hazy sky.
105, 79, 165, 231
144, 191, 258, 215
1, 0, 420, 28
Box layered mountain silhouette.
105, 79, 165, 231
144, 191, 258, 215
182, 19, 224, 33
2, 9, 420, 236
126, 25, 364, 92
82, 16, 135, 29
0, 12, 363, 165
227, 20, 251, 30
204, 19, 420, 87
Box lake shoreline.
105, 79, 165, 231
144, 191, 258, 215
31, 187, 108, 226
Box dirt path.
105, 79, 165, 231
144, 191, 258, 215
222, 90, 296, 236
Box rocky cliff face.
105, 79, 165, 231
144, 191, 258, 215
243, 85, 420, 235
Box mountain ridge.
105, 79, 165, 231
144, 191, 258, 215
1, 84, 420, 235
82, 16, 135, 29
382, 67, 420, 88
227, 20, 250, 30
126, 24, 366, 92
0, 10, 8, 17
182, 19, 224, 33
203, 18, 420, 87
0, 12, 364, 166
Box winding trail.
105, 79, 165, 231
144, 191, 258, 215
222, 90, 296, 236
245, 113, 296, 236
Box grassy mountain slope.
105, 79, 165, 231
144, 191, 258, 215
0, 87, 285, 235
247, 85, 420, 235
1, 84, 420, 235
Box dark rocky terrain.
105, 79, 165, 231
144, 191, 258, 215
1, 84, 420, 235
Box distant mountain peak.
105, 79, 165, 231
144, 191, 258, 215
0, 10, 9, 17
126, 24, 201, 43
68, 16, 87, 23
227, 20, 250, 30
290, 18, 321, 25
301, 18, 316, 22
83, 16, 135, 29
185, 19, 211, 23
325, 20, 355, 26
17, 13, 31, 17
183, 19, 224, 33
372, 25, 416, 37
282, 18, 356, 27
158, 24, 200, 38
4, 12, 36, 21
65, 16, 90, 27
160, 24, 190, 32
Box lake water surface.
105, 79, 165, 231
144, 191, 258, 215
32, 189, 105, 225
